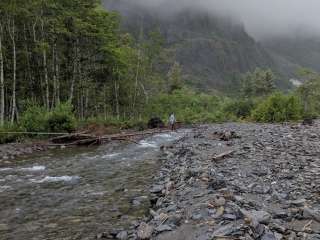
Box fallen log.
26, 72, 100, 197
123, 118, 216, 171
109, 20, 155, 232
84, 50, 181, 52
50, 133, 96, 144
49, 129, 172, 146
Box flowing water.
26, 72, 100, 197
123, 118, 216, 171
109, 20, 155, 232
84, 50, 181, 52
0, 131, 186, 240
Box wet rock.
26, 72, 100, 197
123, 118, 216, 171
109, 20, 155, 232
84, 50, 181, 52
137, 222, 153, 240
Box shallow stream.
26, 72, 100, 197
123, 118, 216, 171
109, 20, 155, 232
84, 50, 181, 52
0, 131, 185, 240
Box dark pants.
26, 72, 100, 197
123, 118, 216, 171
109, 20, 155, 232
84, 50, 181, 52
171, 123, 175, 131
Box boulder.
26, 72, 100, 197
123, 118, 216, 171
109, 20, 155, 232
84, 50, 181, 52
147, 117, 165, 129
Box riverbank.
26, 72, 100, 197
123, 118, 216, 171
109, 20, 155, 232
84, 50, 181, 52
111, 121, 320, 240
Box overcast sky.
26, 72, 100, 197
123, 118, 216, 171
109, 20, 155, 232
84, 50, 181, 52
120, 0, 320, 40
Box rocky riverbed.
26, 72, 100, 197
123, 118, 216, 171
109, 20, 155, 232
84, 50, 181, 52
107, 121, 320, 240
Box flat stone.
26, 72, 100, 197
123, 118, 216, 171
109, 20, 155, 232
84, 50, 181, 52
155, 224, 172, 233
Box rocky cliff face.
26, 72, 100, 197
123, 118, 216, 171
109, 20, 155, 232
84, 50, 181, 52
103, 0, 293, 92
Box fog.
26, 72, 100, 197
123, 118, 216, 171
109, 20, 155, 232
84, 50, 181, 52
108, 0, 320, 40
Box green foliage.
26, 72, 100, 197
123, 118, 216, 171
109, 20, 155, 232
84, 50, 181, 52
223, 98, 257, 119
296, 69, 320, 118
20, 105, 48, 132
46, 102, 76, 133
252, 92, 303, 122
167, 62, 183, 93
145, 89, 229, 124
242, 68, 276, 97
20, 102, 76, 134
0, 123, 22, 144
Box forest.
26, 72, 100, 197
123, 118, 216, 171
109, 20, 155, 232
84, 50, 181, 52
0, 0, 320, 142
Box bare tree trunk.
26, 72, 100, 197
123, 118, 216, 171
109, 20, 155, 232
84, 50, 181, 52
132, 49, 141, 114
85, 88, 89, 119
69, 41, 79, 103
8, 19, 17, 124
114, 68, 120, 120
0, 23, 4, 126
23, 24, 34, 100
52, 44, 56, 108
41, 19, 50, 110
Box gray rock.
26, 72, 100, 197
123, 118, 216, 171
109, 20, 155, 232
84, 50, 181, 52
192, 213, 203, 220
166, 214, 182, 226
116, 231, 128, 240
261, 231, 277, 240
241, 209, 271, 224
290, 199, 306, 207
137, 222, 153, 240
155, 224, 172, 233
223, 214, 237, 221
212, 223, 242, 237
150, 185, 164, 194
303, 207, 320, 222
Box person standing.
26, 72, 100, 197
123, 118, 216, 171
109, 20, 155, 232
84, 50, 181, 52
169, 113, 176, 131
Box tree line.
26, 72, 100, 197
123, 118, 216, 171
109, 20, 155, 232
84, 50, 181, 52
0, 0, 183, 128
0, 0, 319, 136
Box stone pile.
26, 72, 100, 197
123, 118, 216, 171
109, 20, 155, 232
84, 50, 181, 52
101, 121, 320, 240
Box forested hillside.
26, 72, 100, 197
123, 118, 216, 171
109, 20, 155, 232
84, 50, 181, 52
104, 0, 294, 92
0, 0, 320, 138
0, 0, 165, 125
263, 36, 320, 73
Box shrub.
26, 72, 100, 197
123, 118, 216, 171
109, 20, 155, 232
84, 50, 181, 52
46, 102, 76, 132
223, 98, 256, 119
251, 92, 303, 122
20, 105, 48, 132
0, 123, 22, 144
145, 88, 228, 124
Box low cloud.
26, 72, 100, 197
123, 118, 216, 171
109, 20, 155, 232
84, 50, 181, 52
105, 0, 320, 40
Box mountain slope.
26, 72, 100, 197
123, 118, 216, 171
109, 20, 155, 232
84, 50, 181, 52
104, 0, 292, 92
263, 37, 320, 73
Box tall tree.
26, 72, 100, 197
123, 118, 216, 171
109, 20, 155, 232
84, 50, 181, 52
0, 23, 4, 126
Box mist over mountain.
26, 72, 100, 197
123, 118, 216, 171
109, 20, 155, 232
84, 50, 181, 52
105, 0, 320, 40
103, 0, 320, 92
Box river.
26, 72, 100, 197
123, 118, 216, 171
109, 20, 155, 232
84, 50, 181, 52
0, 131, 186, 240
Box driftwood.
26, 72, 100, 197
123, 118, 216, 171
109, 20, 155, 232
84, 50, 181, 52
212, 150, 235, 161
49, 129, 172, 146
